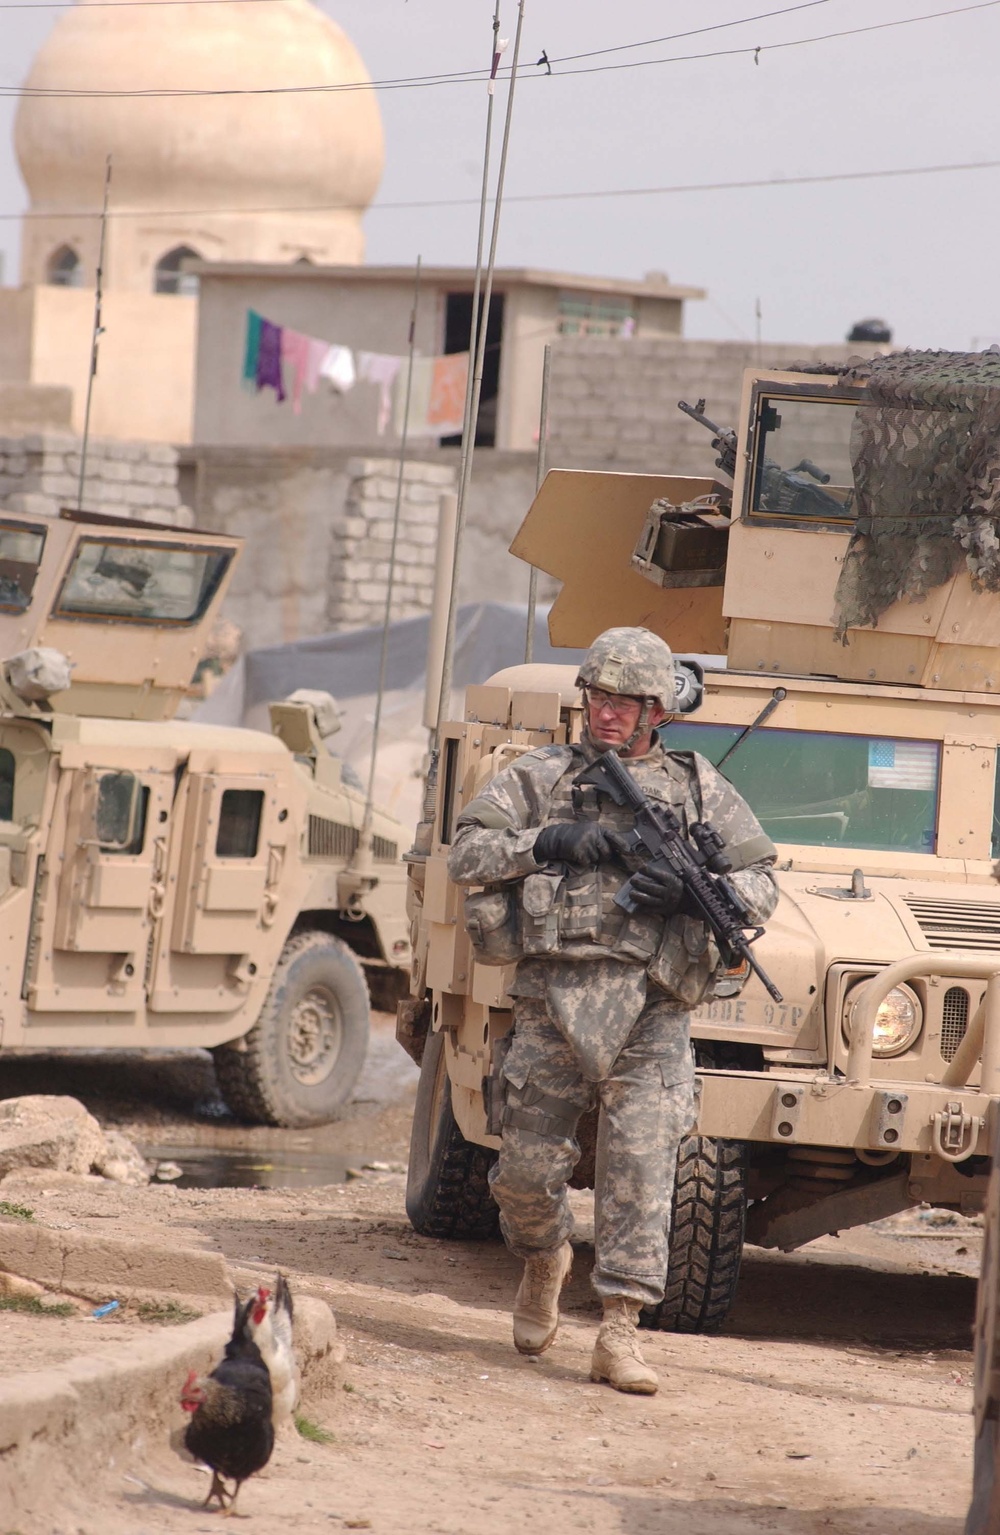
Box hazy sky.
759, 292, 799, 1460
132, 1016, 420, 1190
2, 0, 1000, 349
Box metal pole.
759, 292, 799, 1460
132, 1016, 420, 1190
423, 489, 458, 731
360, 256, 422, 844
524, 340, 551, 662
78, 155, 111, 513
436, 0, 527, 739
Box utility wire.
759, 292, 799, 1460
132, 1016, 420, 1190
2, 0, 994, 99
5, 155, 1000, 224
548, 0, 833, 62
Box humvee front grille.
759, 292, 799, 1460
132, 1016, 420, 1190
308, 816, 359, 859
941, 986, 970, 1062
902, 897, 1000, 951
373, 835, 399, 863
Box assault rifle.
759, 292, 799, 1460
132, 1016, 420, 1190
575, 749, 783, 1003
678, 397, 845, 520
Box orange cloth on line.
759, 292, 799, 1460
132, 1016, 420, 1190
427, 353, 469, 436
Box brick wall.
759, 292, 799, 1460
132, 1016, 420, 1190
546, 338, 879, 477
0, 432, 189, 526
326, 458, 456, 629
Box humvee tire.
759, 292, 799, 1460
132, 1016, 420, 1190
212, 930, 370, 1128
405, 1026, 501, 1240
641, 1135, 747, 1334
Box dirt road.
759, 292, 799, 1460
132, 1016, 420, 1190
0, 1022, 978, 1535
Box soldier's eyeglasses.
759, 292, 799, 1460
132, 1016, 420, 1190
585, 687, 645, 717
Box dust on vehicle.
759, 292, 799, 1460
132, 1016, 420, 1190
0, 508, 409, 1126
399, 349, 1000, 1334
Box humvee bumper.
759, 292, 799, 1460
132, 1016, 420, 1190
697, 1068, 993, 1161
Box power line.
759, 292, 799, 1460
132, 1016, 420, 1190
2, 0, 994, 99
3, 155, 999, 224
549, 0, 834, 63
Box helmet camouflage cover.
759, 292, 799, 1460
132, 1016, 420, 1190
576, 627, 676, 712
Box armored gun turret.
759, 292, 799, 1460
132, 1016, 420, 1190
0, 507, 409, 1126
399, 349, 1000, 1334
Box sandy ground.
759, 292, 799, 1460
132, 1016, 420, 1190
0, 1018, 981, 1535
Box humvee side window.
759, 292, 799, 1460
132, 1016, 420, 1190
95, 770, 144, 851
0, 522, 45, 613
0, 749, 14, 821
216, 789, 264, 859
748, 393, 858, 527
53, 539, 232, 626
660, 722, 939, 854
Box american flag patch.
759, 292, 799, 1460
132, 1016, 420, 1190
867, 740, 938, 791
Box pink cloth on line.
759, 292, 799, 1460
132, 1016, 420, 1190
358, 350, 403, 435
280, 327, 312, 414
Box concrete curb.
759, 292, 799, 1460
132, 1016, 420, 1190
0, 1294, 344, 1520
0, 1218, 232, 1303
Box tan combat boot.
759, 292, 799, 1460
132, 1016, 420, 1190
590, 1297, 658, 1395
512, 1241, 573, 1355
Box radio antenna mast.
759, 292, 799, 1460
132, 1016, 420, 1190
78, 155, 111, 514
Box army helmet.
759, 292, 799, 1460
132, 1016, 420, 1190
576, 627, 676, 712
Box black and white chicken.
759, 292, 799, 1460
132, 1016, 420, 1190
246, 1272, 300, 1427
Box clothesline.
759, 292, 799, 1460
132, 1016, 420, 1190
241, 309, 469, 436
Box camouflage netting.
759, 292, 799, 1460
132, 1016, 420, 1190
832, 349, 1000, 637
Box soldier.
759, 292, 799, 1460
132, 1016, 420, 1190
447, 627, 778, 1395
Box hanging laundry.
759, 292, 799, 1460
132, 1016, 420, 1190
255, 317, 286, 402
306, 336, 328, 395
393, 352, 470, 439
319, 344, 357, 395
427, 352, 469, 437
242, 310, 263, 390
280, 327, 312, 414
358, 351, 403, 435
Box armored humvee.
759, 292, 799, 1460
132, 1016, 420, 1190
399, 350, 1000, 1332
0, 508, 408, 1126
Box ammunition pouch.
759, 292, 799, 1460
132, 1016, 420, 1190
465, 885, 523, 966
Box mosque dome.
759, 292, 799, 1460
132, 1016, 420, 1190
14, 0, 384, 291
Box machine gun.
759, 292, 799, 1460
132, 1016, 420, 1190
575, 749, 783, 1003
678, 397, 846, 520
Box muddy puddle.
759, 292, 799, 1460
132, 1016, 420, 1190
140, 1142, 404, 1190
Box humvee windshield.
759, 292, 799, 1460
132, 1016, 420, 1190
661, 722, 939, 854
53, 538, 232, 625
749, 392, 858, 526
0, 521, 45, 613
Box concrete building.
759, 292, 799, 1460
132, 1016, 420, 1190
191, 262, 703, 451
0, 0, 383, 442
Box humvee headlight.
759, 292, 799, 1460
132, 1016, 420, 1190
843, 982, 922, 1058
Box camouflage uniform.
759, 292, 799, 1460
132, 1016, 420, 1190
448, 731, 777, 1308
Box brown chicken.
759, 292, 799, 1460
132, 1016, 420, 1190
180, 1294, 275, 1515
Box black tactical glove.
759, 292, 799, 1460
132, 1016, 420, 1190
532, 821, 627, 868
628, 861, 685, 916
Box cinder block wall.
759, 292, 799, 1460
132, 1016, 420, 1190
327, 458, 456, 629
546, 338, 879, 477
0, 432, 190, 526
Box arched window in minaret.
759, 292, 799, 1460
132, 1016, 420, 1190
153, 245, 202, 296
47, 245, 83, 288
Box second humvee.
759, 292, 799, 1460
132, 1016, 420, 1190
0, 508, 409, 1126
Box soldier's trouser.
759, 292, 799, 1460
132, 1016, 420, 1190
489, 998, 695, 1309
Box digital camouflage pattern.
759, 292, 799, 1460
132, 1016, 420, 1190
447, 715, 777, 1305
490, 989, 697, 1307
